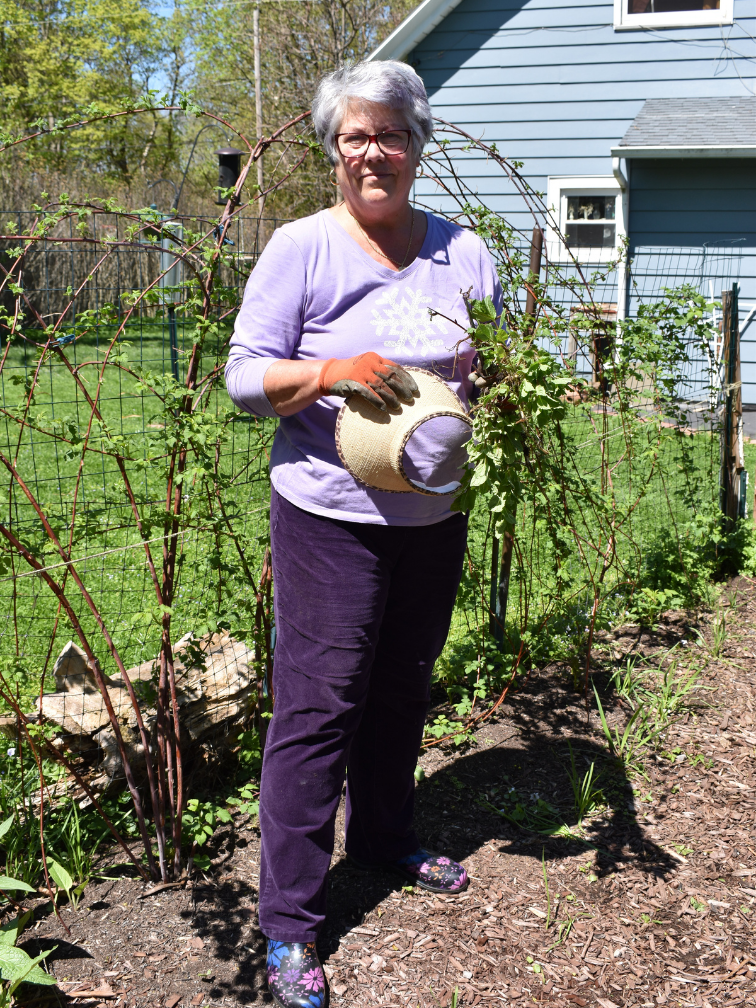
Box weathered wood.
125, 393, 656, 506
721, 285, 743, 522
38, 632, 256, 792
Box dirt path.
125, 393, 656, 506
25, 578, 756, 1008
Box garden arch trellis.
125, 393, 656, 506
0, 100, 726, 883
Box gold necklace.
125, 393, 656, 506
351, 207, 416, 269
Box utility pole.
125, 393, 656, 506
253, 7, 264, 199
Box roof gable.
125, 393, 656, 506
367, 0, 465, 62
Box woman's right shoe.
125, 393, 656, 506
266, 939, 328, 1008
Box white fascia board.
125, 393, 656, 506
611, 145, 756, 158
367, 0, 465, 62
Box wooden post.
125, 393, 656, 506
490, 227, 542, 647
720, 283, 742, 521
525, 226, 544, 318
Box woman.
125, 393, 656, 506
225, 59, 501, 1008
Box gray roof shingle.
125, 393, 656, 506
618, 97, 756, 147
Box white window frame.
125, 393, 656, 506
614, 0, 732, 31
545, 176, 627, 265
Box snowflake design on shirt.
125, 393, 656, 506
370, 286, 448, 356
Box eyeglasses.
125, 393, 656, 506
335, 130, 412, 158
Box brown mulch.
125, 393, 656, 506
18, 577, 756, 1008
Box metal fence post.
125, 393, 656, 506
720, 282, 742, 521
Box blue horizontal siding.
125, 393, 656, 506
412, 0, 756, 395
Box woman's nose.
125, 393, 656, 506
364, 139, 386, 159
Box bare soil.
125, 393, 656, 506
19, 578, 756, 1008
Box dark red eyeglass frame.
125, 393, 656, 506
334, 129, 413, 157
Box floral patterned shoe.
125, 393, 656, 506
349, 848, 468, 894
266, 940, 328, 1008
390, 848, 468, 893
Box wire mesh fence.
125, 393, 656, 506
0, 110, 747, 885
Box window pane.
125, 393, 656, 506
628, 0, 719, 11
566, 196, 615, 222
565, 223, 616, 248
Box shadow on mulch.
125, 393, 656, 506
19, 936, 95, 962
180, 876, 262, 1003
154, 659, 684, 1003
319, 696, 679, 952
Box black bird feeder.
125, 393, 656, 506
215, 146, 244, 204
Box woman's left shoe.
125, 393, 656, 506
266, 940, 328, 1008
350, 847, 468, 894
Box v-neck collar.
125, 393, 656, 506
322, 207, 431, 279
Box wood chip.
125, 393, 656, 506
70, 985, 116, 1000
164, 996, 182, 1008
190, 996, 204, 1006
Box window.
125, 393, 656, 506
565, 196, 616, 249
546, 177, 625, 264
615, 0, 731, 29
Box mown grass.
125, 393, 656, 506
1, 321, 749, 718
0, 319, 272, 705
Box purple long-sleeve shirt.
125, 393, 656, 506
225, 209, 501, 525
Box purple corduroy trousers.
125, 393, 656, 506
258, 488, 468, 942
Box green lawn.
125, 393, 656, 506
0, 319, 741, 713
0, 318, 272, 705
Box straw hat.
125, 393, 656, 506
335, 367, 471, 495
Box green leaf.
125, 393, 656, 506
0, 877, 34, 893
47, 860, 73, 893
0, 816, 14, 842
0, 912, 31, 946
0, 944, 56, 985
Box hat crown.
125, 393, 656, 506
335, 368, 471, 495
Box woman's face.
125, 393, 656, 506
333, 101, 419, 218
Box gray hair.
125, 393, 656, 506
312, 60, 433, 165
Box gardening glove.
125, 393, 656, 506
318, 352, 419, 412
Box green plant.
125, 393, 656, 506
610, 658, 643, 704
423, 714, 472, 747
182, 799, 232, 850
46, 800, 103, 904
482, 786, 579, 841
565, 745, 604, 825
226, 783, 259, 817
0, 889, 55, 1004
709, 606, 728, 658
629, 587, 685, 627
541, 850, 552, 928
47, 859, 87, 911
593, 685, 662, 768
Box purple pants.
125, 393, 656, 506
258, 489, 468, 942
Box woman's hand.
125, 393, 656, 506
319, 352, 418, 411
262, 353, 418, 417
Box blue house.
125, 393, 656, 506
369, 0, 756, 400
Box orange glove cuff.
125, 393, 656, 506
318, 352, 397, 397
